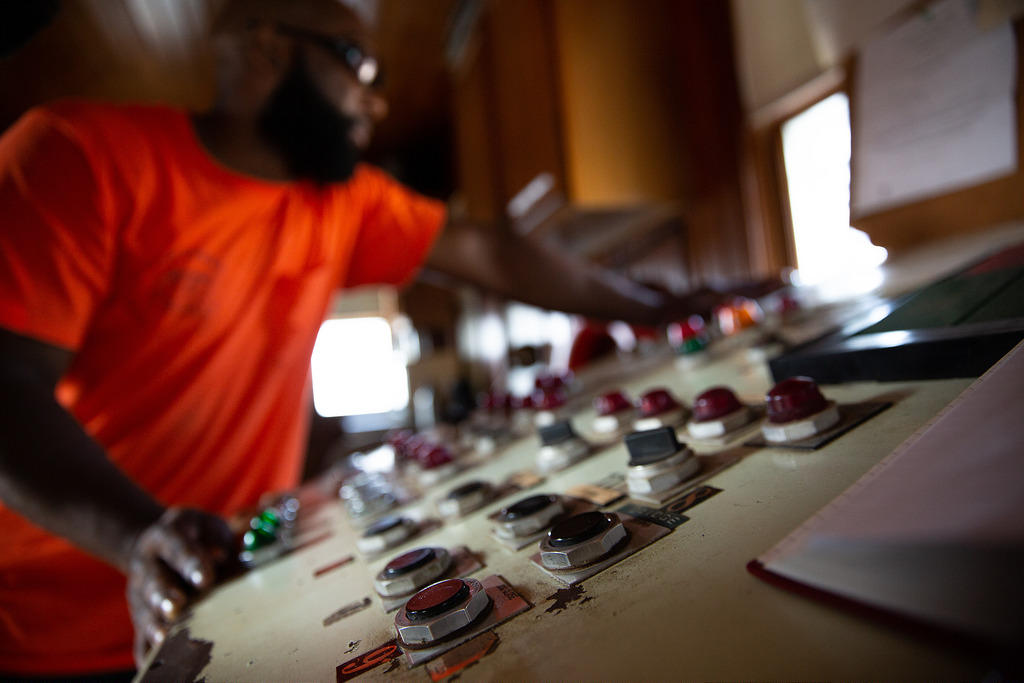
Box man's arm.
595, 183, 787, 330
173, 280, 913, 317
425, 218, 719, 325
0, 328, 234, 663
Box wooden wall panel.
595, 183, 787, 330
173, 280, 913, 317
451, 35, 502, 221
485, 0, 567, 206
667, 0, 752, 284
552, 0, 690, 206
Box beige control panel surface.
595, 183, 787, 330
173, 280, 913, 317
138, 341, 991, 681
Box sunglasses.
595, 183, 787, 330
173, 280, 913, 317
277, 25, 382, 88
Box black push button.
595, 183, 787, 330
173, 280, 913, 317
383, 547, 436, 577
500, 494, 556, 521
447, 481, 486, 499
548, 511, 612, 547
363, 515, 403, 537
538, 420, 577, 447
625, 427, 681, 466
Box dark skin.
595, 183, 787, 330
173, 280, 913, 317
0, 0, 722, 669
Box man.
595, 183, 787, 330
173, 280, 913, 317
0, 0, 712, 677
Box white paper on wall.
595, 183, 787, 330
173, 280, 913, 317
852, 0, 1018, 216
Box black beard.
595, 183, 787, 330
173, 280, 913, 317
258, 59, 360, 185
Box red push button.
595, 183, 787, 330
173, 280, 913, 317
419, 446, 453, 469
532, 387, 567, 411
693, 387, 743, 422
638, 388, 681, 418
766, 377, 828, 423
595, 390, 632, 416
405, 578, 470, 621
668, 315, 706, 344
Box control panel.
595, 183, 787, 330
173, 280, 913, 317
138, 318, 992, 682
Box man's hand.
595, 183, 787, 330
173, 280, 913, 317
127, 507, 237, 665
655, 286, 726, 325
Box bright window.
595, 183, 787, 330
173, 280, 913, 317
781, 92, 887, 291
310, 317, 409, 417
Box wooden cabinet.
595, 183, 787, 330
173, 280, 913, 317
449, 0, 753, 286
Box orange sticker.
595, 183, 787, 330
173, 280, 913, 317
506, 470, 543, 489
565, 484, 623, 507
336, 640, 401, 682
425, 631, 499, 681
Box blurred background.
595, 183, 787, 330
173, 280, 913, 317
2, 0, 1020, 477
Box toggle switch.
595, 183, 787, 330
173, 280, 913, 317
624, 427, 699, 495
536, 420, 590, 473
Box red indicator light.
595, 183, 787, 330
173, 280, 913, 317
511, 394, 534, 410
667, 315, 707, 344
766, 377, 828, 423
638, 388, 681, 418
419, 446, 453, 469
532, 387, 567, 411
405, 579, 469, 619
383, 547, 436, 577
693, 386, 743, 422
595, 390, 633, 416
535, 373, 570, 391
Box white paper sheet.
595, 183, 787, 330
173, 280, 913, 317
852, 0, 1018, 215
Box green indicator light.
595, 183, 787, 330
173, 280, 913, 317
243, 526, 277, 551
259, 509, 281, 528
679, 337, 706, 354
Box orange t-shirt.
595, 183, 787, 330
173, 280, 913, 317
0, 101, 446, 675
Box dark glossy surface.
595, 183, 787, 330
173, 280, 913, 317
548, 511, 613, 547
501, 494, 556, 521
405, 579, 470, 621
383, 547, 436, 577
363, 516, 403, 537
447, 480, 487, 499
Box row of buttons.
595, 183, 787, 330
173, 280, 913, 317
592, 376, 838, 445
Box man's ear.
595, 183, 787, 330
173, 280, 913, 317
240, 20, 293, 87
